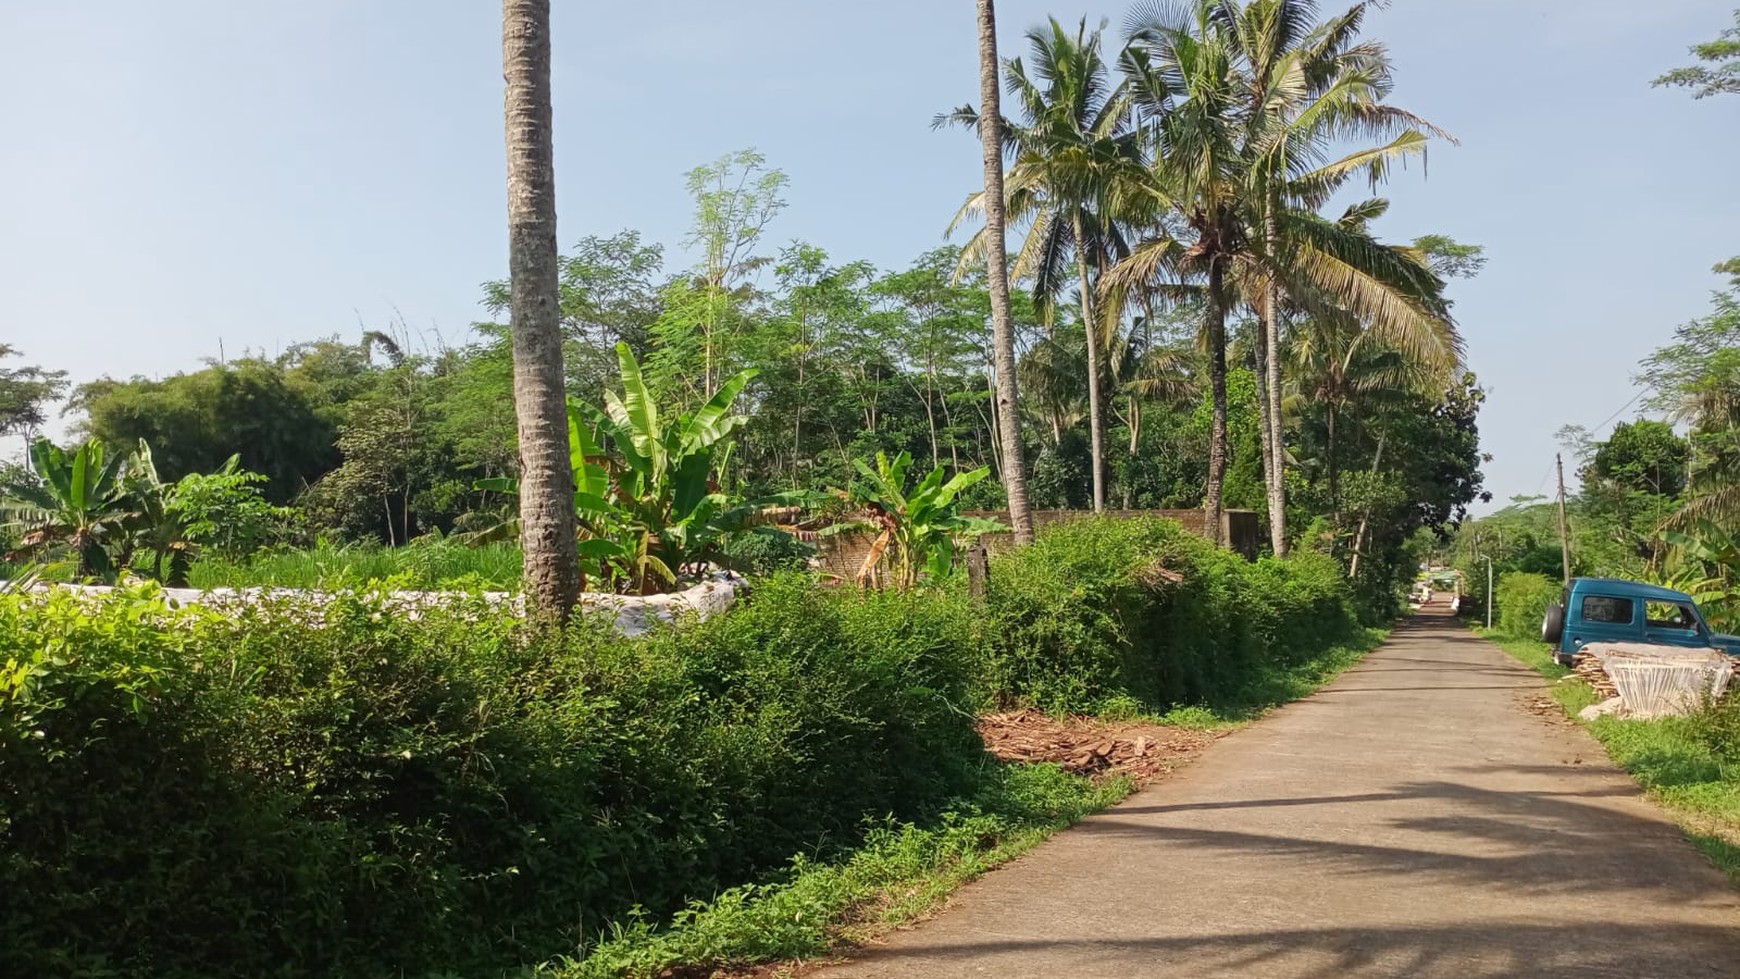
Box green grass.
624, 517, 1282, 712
1483, 628, 1740, 883
540, 764, 1131, 979
186, 540, 522, 591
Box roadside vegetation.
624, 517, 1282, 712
2, 517, 1377, 979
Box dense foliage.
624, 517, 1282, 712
0, 577, 981, 977
982, 518, 1360, 712
1493, 571, 1559, 641
0, 516, 1372, 978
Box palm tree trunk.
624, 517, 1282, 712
983, 359, 1003, 479
1204, 262, 1229, 548
1263, 207, 1288, 557
1074, 215, 1105, 513
977, 0, 1034, 545
1348, 433, 1387, 581
503, 0, 581, 620
1254, 308, 1275, 543
1327, 399, 1340, 528
1128, 393, 1141, 455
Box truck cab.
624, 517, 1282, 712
1543, 577, 1740, 667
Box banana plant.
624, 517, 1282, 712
1, 438, 131, 580
574, 343, 815, 592
827, 451, 1005, 591
1661, 519, 1740, 632
476, 344, 812, 593
115, 440, 198, 587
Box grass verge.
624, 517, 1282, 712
539, 764, 1130, 979
1482, 629, 1740, 883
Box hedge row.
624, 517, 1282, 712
0, 517, 1366, 978
982, 518, 1360, 712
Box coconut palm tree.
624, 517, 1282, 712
975, 0, 1036, 544
942, 18, 1143, 512
503, 0, 581, 616
1232, 0, 1454, 555
1106, 0, 1456, 548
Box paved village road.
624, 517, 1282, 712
814, 610, 1740, 978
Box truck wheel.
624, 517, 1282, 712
1541, 602, 1566, 644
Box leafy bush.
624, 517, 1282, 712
980, 517, 1359, 713
1496, 571, 1559, 640
719, 527, 815, 575
0, 576, 982, 979
172, 462, 293, 560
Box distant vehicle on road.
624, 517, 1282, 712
1541, 578, 1740, 667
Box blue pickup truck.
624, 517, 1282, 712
1542, 577, 1740, 667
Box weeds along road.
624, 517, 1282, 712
813, 609, 1740, 979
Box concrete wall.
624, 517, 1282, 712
815, 508, 1260, 581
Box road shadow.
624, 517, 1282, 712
841, 921, 1740, 979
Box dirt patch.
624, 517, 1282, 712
976, 710, 1222, 783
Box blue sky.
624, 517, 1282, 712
2, 0, 1735, 507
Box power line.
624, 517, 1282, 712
1588, 387, 1648, 436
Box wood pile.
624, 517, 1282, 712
1571, 651, 1619, 700
975, 710, 1219, 783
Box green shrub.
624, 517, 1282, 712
1496, 571, 1559, 640
719, 528, 816, 575
0, 576, 982, 979
980, 518, 1358, 713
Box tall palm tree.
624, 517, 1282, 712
503, 0, 581, 617
976, 0, 1036, 544
1106, 0, 1456, 549
1232, 0, 1453, 555
943, 18, 1142, 512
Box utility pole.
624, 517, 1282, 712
1486, 555, 1494, 630
1555, 453, 1573, 585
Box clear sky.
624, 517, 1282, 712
2, 0, 1735, 508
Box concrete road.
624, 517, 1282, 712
815, 612, 1740, 978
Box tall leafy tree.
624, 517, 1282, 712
72, 359, 338, 503
976, 0, 1036, 544
0, 345, 67, 437
502, 0, 580, 617
1640, 284, 1740, 524
653, 150, 787, 402
1654, 9, 1740, 98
